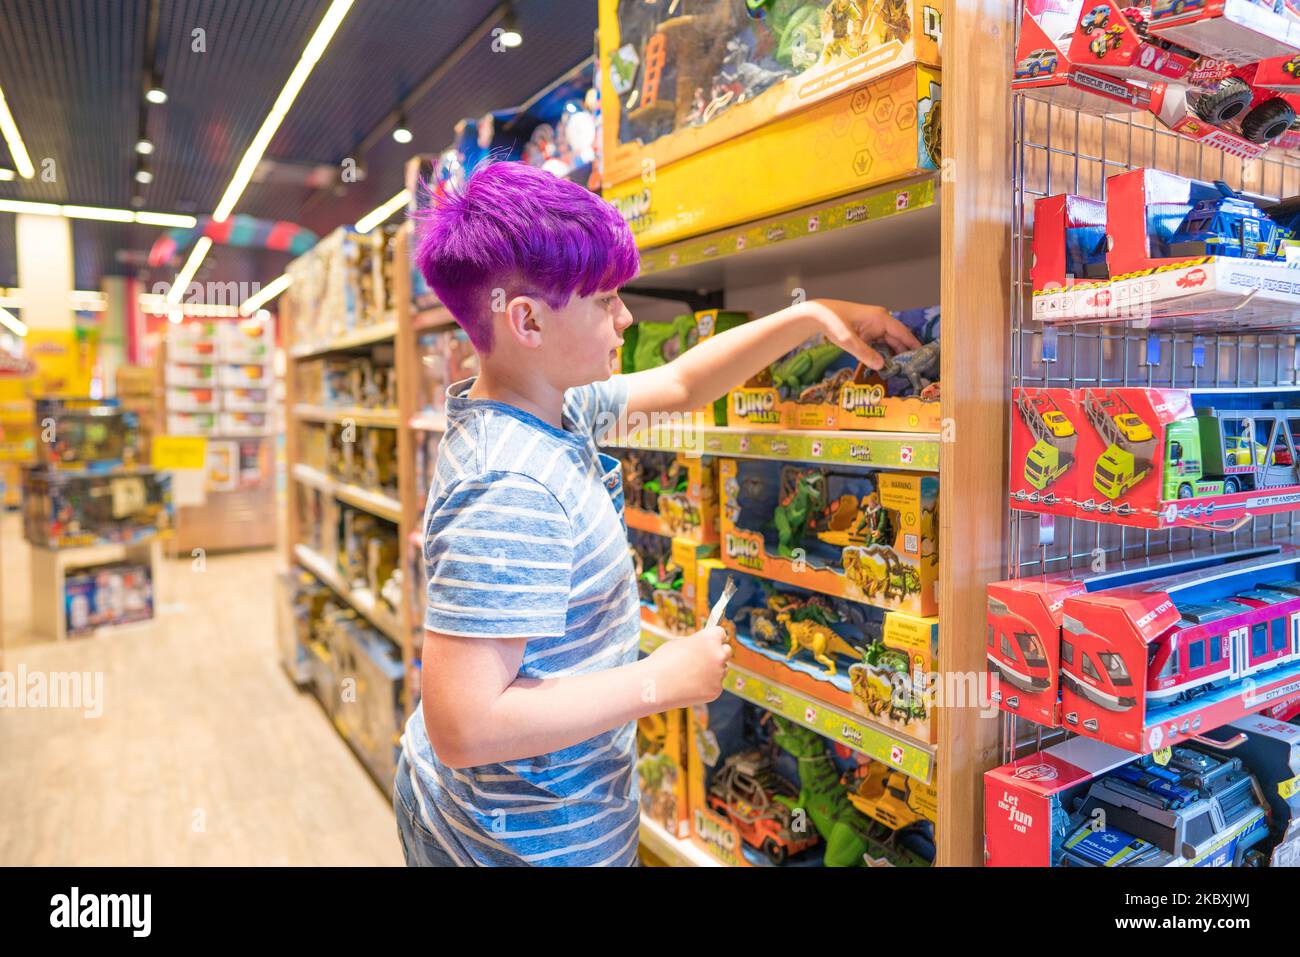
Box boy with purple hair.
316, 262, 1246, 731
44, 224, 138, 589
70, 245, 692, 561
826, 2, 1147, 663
393, 161, 918, 866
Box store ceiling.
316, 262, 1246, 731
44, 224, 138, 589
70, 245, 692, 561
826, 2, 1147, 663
0, 0, 596, 293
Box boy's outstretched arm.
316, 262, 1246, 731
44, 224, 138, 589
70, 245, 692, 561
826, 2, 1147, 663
422, 625, 731, 769
622, 299, 922, 420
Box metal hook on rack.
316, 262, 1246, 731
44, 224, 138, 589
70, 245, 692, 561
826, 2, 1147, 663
1186, 732, 1246, 749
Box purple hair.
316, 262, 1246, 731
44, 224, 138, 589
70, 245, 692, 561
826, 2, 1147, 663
412, 162, 639, 353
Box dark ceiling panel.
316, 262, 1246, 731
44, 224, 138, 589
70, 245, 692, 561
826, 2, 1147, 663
0, 0, 598, 293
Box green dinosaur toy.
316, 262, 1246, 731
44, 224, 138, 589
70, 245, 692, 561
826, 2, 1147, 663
772, 471, 825, 557
769, 716, 927, 867
770, 341, 845, 400
624, 314, 698, 373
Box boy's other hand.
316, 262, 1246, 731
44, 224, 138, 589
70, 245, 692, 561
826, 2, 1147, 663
807, 299, 922, 372
649, 626, 732, 707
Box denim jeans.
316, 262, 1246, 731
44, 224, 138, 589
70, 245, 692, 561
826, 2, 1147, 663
393, 751, 460, 867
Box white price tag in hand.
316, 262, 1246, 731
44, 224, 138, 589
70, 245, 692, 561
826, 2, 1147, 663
706, 576, 737, 631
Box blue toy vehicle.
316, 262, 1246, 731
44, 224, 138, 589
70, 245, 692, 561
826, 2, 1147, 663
1152, 0, 1205, 16
1057, 747, 1271, 867
1080, 4, 1111, 31
1014, 48, 1059, 78
1167, 181, 1290, 261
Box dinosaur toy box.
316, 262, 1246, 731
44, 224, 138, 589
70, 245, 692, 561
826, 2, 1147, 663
729, 307, 941, 432
687, 695, 934, 866
604, 63, 940, 248
719, 458, 938, 616
637, 707, 691, 840
598, 0, 942, 189
704, 562, 938, 742
630, 529, 716, 637
622, 310, 752, 426
622, 449, 720, 544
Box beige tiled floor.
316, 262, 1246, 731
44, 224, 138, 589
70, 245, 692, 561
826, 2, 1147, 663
0, 514, 403, 866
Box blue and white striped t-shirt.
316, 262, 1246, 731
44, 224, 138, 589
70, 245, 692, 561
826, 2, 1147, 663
400, 374, 642, 866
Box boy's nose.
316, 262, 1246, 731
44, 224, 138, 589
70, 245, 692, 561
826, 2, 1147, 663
614, 303, 633, 332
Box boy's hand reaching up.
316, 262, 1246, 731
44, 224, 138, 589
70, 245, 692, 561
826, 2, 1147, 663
806, 299, 922, 372
648, 627, 732, 708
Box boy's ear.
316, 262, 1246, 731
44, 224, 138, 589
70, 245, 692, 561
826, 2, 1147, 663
504, 294, 544, 349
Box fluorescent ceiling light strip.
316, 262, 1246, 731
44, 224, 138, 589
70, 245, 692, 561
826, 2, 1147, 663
0, 199, 197, 228
240, 273, 291, 315
355, 189, 410, 234
168, 236, 213, 305
211, 0, 356, 223
135, 211, 198, 228
0, 199, 60, 215
62, 205, 135, 223
0, 307, 28, 337
0, 86, 34, 179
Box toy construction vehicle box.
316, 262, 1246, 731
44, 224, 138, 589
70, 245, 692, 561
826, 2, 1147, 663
1073, 386, 1300, 530
728, 307, 940, 432
630, 529, 716, 636
1013, 0, 1155, 114
23, 467, 173, 548
1008, 387, 1085, 515
604, 63, 939, 249
623, 450, 719, 543
598, 0, 942, 189
1066, 2, 1198, 83
705, 563, 938, 742
621, 310, 752, 426
719, 457, 938, 615
687, 695, 934, 866
637, 707, 690, 839
1058, 546, 1300, 754
1148, 0, 1300, 65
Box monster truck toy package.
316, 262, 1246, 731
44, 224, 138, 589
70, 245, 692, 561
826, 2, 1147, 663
719, 458, 938, 616
984, 735, 1136, 866
704, 563, 938, 742
1147, 0, 1300, 66
1013, 0, 1155, 112
1068, 1, 1199, 83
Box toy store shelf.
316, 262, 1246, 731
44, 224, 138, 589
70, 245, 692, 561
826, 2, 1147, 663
638, 815, 721, 868
292, 543, 401, 642
289, 319, 398, 358
640, 625, 936, 784
289, 464, 402, 523
408, 412, 447, 432
292, 404, 400, 428
606, 425, 940, 471
627, 176, 939, 291
412, 305, 456, 332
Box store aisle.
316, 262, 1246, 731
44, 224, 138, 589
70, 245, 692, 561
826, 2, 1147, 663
0, 514, 403, 866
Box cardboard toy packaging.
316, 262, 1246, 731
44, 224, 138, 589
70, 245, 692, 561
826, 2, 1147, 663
629, 529, 716, 636
704, 562, 938, 742
1147, 0, 1300, 66
1008, 386, 1085, 516
1013, 0, 1154, 113
598, 0, 942, 189
622, 310, 751, 426
1066, 1, 1198, 83
983, 735, 1157, 866
623, 450, 720, 544
720, 458, 938, 616
1058, 546, 1300, 753
604, 63, 940, 248
637, 707, 691, 839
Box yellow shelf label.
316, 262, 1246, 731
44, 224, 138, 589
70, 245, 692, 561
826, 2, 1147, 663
151, 435, 208, 471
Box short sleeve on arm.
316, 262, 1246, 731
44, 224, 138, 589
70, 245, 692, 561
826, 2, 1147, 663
424, 473, 574, 638
564, 374, 629, 443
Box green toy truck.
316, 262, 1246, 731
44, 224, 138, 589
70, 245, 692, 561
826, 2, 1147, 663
1024, 440, 1069, 491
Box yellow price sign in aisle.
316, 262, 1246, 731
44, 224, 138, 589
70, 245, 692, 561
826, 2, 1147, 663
151, 435, 208, 471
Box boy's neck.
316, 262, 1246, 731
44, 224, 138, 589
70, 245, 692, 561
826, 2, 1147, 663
466, 366, 566, 431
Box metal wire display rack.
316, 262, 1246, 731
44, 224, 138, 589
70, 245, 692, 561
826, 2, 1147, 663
1005, 13, 1300, 761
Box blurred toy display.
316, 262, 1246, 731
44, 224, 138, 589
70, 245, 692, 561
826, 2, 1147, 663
415, 328, 478, 418
286, 224, 400, 348
622, 449, 719, 542
337, 504, 400, 615
297, 348, 397, 411
34, 398, 141, 471
64, 561, 153, 638
637, 706, 691, 838
23, 468, 173, 548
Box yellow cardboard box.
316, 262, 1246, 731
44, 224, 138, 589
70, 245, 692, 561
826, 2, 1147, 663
599, 0, 943, 188
604, 63, 940, 249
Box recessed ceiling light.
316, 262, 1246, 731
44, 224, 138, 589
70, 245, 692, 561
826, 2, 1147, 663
145, 70, 167, 105
500, 3, 523, 47
392, 112, 412, 144
135, 162, 153, 185
135, 138, 154, 155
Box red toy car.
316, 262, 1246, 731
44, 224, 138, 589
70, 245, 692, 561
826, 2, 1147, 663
706, 751, 819, 865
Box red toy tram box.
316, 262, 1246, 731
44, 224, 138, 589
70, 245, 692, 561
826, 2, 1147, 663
1009, 386, 1086, 517
1147, 0, 1300, 66
1059, 546, 1300, 753
984, 735, 1136, 867
1068, 1, 1197, 83
1014, 0, 1156, 113
987, 575, 1087, 727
